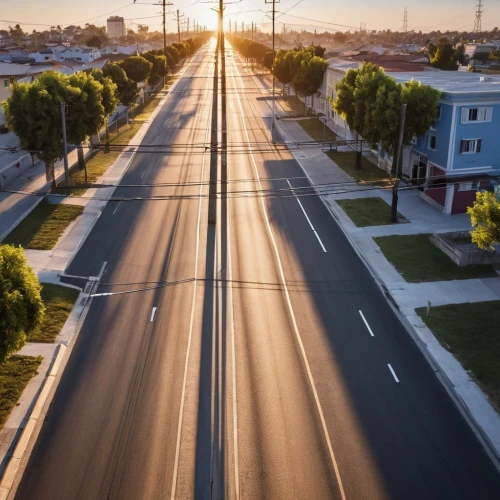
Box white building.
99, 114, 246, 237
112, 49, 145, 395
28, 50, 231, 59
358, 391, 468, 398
107, 16, 126, 39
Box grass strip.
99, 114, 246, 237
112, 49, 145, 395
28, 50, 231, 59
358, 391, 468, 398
336, 197, 406, 227
0, 355, 42, 430
2, 200, 83, 250
374, 234, 497, 282
416, 301, 500, 410
28, 283, 80, 343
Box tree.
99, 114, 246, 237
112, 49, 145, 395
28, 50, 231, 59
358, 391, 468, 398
102, 62, 139, 106
262, 51, 274, 70
172, 42, 187, 59
430, 38, 458, 70
467, 192, 500, 250
2, 72, 77, 185
272, 50, 293, 99
292, 54, 328, 112
119, 56, 152, 83
86, 35, 102, 48
0, 245, 45, 363
90, 68, 119, 152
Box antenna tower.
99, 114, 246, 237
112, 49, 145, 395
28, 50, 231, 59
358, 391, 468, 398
403, 7, 408, 33
473, 0, 483, 33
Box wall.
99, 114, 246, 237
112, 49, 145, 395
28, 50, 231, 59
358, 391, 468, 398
450, 102, 500, 172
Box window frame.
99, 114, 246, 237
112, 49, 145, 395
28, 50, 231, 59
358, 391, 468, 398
428, 134, 437, 151
460, 138, 482, 154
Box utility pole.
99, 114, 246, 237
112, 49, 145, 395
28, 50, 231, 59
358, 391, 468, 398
265, 0, 278, 142
391, 103, 407, 223
251, 22, 253, 41
162, 0, 173, 56
176, 10, 182, 42
187, 17, 190, 37
60, 103, 70, 191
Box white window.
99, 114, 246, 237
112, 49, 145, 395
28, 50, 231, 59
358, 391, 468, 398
411, 136, 418, 145
436, 105, 442, 121
461, 107, 492, 123
460, 139, 481, 153
428, 135, 437, 150
458, 181, 480, 191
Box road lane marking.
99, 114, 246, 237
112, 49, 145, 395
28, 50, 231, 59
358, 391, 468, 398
112, 201, 121, 215
287, 179, 327, 253
359, 311, 375, 337
230, 54, 346, 500
150, 307, 157, 322
141, 170, 146, 180
388, 364, 400, 383
170, 54, 213, 500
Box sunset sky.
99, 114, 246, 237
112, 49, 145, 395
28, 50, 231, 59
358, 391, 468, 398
1, 0, 499, 34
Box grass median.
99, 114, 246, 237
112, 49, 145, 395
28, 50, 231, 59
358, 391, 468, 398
374, 234, 497, 282
416, 301, 500, 410
336, 197, 406, 227
0, 355, 42, 430
327, 151, 391, 185
28, 283, 80, 343
2, 200, 83, 250
297, 118, 336, 142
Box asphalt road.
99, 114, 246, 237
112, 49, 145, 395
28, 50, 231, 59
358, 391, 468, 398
14, 40, 500, 500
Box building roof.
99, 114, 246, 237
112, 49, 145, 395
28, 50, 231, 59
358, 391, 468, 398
386, 70, 500, 95
338, 53, 428, 72
0, 61, 29, 76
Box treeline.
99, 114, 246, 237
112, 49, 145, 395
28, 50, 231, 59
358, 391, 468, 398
227, 35, 328, 108
1, 33, 211, 186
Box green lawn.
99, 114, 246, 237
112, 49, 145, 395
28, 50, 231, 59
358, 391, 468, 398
28, 283, 80, 343
327, 151, 391, 185
374, 234, 497, 282
416, 301, 500, 410
297, 118, 336, 142
2, 200, 83, 250
336, 197, 406, 227
0, 355, 42, 429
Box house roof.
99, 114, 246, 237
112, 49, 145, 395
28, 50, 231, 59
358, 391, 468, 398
337, 53, 427, 72
386, 70, 500, 96
0, 61, 29, 77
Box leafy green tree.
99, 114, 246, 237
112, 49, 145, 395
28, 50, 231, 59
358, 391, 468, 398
467, 192, 500, 250
272, 50, 293, 99
165, 45, 180, 72
86, 35, 102, 48
102, 62, 139, 106
119, 55, 152, 83
292, 55, 328, 112
172, 42, 187, 59
0, 245, 44, 363
262, 51, 274, 70
430, 38, 458, 70
2, 72, 77, 185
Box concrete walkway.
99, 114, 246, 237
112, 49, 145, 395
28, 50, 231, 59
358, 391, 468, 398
273, 109, 500, 459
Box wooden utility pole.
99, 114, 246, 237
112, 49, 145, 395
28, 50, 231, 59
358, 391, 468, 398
162, 0, 173, 56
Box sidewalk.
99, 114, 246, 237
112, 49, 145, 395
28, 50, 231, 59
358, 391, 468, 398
273, 109, 500, 460
0, 146, 91, 242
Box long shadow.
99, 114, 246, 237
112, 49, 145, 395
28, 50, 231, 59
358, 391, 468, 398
257, 157, 500, 499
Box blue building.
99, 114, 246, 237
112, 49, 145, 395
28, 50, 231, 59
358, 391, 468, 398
323, 59, 500, 214
387, 71, 500, 214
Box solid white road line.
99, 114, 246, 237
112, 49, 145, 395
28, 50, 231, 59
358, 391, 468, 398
150, 307, 157, 322
112, 202, 121, 215
388, 364, 400, 383
227, 141, 241, 500
287, 179, 327, 253
359, 311, 375, 337
170, 55, 212, 500
230, 51, 346, 500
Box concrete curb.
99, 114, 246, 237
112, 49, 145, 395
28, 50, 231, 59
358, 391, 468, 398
0, 344, 66, 500
274, 117, 500, 471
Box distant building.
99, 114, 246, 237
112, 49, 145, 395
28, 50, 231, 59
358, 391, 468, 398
465, 41, 500, 62
107, 16, 126, 39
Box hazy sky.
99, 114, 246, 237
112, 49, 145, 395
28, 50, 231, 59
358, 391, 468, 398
1, 0, 499, 34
